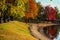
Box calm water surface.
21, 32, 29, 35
42, 25, 60, 40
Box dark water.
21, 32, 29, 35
42, 25, 60, 40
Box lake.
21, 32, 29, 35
41, 25, 60, 40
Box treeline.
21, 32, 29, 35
0, 0, 38, 23
0, 0, 28, 23
0, 0, 60, 23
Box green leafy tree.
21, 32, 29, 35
37, 2, 44, 20
55, 6, 59, 19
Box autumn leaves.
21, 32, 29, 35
25, 0, 38, 19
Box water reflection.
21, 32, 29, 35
42, 25, 59, 40
54, 31, 60, 40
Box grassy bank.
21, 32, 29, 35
0, 21, 38, 40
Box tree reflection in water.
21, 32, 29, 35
43, 25, 59, 40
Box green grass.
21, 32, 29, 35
0, 21, 38, 40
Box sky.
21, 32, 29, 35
36, 0, 60, 11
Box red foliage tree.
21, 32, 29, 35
45, 6, 56, 20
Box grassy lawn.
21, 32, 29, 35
0, 21, 38, 40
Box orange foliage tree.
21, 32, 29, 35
25, 0, 38, 19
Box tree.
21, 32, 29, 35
25, 0, 38, 19
37, 2, 45, 20
0, 1, 8, 23
10, 0, 27, 19
45, 6, 56, 21
55, 7, 59, 19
